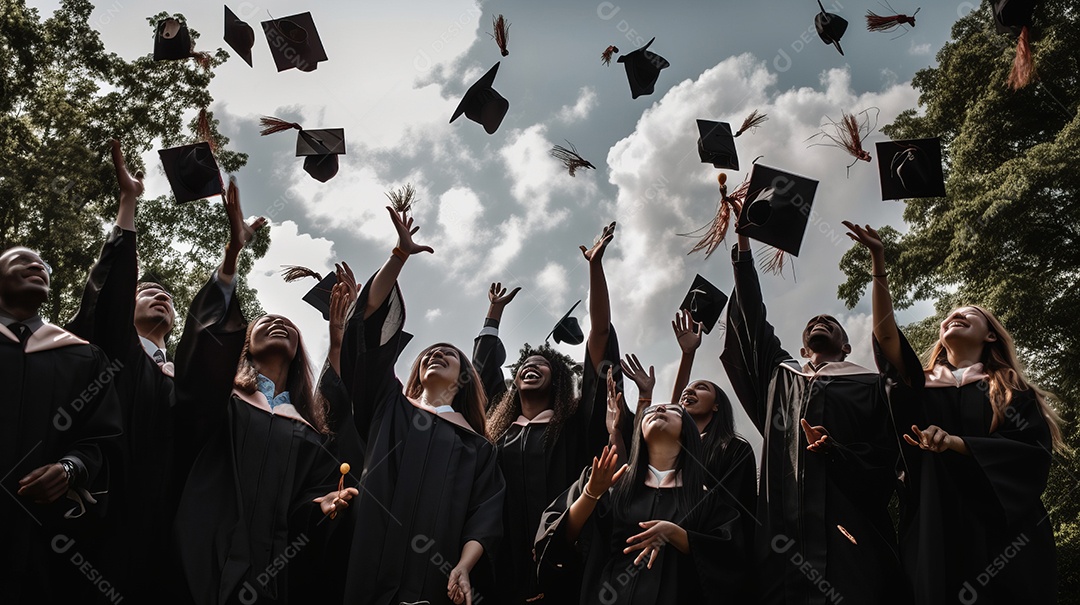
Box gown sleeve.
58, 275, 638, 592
720, 245, 793, 434
460, 442, 507, 562
65, 227, 139, 362
534, 466, 594, 581
473, 318, 508, 408
340, 276, 408, 442
580, 325, 624, 456
684, 478, 752, 598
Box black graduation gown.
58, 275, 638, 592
65, 226, 179, 600
720, 246, 904, 605
171, 276, 339, 605
484, 327, 622, 604
0, 323, 123, 603
875, 329, 1057, 604
535, 468, 746, 605
340, 279, 506, 605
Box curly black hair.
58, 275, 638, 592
486, 343, 582, 448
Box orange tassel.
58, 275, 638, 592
197, 108, 216, 152
1007, 26, 1036, 90
259, 116, 303, 136
865, 9, 918, 32
761, 248, 795, 278
682, 174, 750, 258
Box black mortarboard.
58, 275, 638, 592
297, 129, 346, 183
224, 6, 255, 67
696, 120, 739, 170
875, 138, 946, 200
993, 0, 1037, 34
450, 62, 510, 135
154, 18, 193, 61
546, 300, 584, 345
158, 142, 224, 203
261, 12, 327, 72
815, 1, 848, 56
735, 164, 818, 256
679, 274, 728, 334
301, 273, 337, 320
617, 37, 669, 99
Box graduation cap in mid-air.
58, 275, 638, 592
546, 300, 584, 345
875, 138, 946, 201
735, 164, 819, 256
617, 37, 669, 99
281, 266, 336, 320
224, 6, 255, 67
261, 12, 328, 72
259, 117, 346, 182
679, 274, 728, 334
696, 120, 739, 171
815, 0, 848, 56
450, 62, 510, 135
158, 142, 225, 203
993, 0, 1037, 34
154, 18, 194, 61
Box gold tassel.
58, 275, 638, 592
735, 110, 768, 137
385, 183, 418, 214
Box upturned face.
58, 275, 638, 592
802, 314, 848, 355
514, 354, 552, 393
939, 306, 996, 348
419, 345, 463, 387
641, 403, 684, 442
134, 286, 175, 334
679, 380, 717, 419
248, 314, 299, 361
0, 248, 50, 307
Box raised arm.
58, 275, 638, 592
473, 282, 518, 404
327, 264, 357, 377
843, 222, 905, 376
670, 309, 702, 403
364, 207, 433, 319
581, 221, 615, 373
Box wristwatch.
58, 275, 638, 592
58, 459, 78, 487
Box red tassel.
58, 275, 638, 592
259, 116, 304, 136
191, 51, 212, 71
1008, 26, 1036, 90
762, 248, 795, 277
682, 174, 750, 258
601, 45, 619, 66
865, 10, 918, 32
492, 14, 510, 57
197, 108, 216, 152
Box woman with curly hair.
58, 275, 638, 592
846, 221, 1063, 605
475, 223, 624, 604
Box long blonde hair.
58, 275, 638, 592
923, 305, 1064, 452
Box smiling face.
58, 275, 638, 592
418, 344, 463, 388
514, 354, 552, 393
0, 247, 51, 310
248, 314, 299, 362
641, 403, 684, 442
679, 380, 717, 420
134, 284, 175, 336
940, 306, 997, 349
801, 314, 850, 358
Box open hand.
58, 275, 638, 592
800, 418, 832, 452
387, 206, 434, 256
580, 221, 616, 262
110, 139, 144, 200
586, 444, 628, 498
225, 178, 267, 251
672, 309, 703, 353
606, 371, 625, 435
842, 221, 885, 258
620, 353, 655, 398
488, 282, 521, 307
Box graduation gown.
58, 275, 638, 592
65, 226, 179, 599
481, 326, 622, 604
720, 246, 903, 605
340, 279, 505, 605
535, 468, 746, 605
875, 329, 1057, 604
171, 276, 339, 605
0, 322, 123, 603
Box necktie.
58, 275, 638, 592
153, 349, 166, 365
9, 323, 31, 347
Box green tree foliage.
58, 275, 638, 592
837, 1, 1080, 599
0, 0, 269, 343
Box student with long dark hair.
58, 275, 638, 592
171, 179, 355, 605
846, 221, 1062, 604
478, 223, 623, 604
535, 400, 745, 605
339, 207, 505, 605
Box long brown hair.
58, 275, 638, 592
923, 305, 1064, 451
234, 317, 327, 434
486, 343, 582, 447
404, 342, 489, 439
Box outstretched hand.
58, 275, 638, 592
387, 206, 434, 256
606, 370, 625, 436
800, 418, 833, 452
488, 282, 521, 307
110, 139, 144, 201
842, 221, 884, 258
672, 309, 703, 354
585, 444, 628, 498
225, 178, 267, 252
580, 221, 616, 263
620, 353, 655, 398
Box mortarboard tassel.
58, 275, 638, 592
682, 173, 750, 258
385, 183, 419, 214
330, 462, 349, 519
734, 110, 768, 137
761, 247, 796, 278
259, 116, 304, 136
191, 50, 212, 71
492, 14, 510, 57
1007, 26, 1036, 90
197, 108, 217, 152
281, 265, 322, 283
865, 8, 919, 32
601, 45, 619, 66
807, 108, 878, 175
550, 141, 596, 177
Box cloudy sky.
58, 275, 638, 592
32, 0, 982, 453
